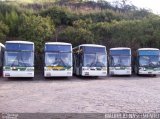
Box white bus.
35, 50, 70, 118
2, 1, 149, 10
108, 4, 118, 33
44, 42, 72, 77
73, 44, 107, 76
3, 41, 34, 77
134, 48, 160, 75
0, 43, 5, 76
109, 47, 132, 75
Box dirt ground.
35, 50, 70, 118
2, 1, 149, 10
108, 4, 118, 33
0, 74, 160, 113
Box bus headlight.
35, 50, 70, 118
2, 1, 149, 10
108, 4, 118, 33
67, 68, 72, 71
109, 67, 114, 70
102, 67, 107, 70
82, 67, 89, 70
154, 68, 159, 71
4, 69, 11, 71
125, 67, 129, 70
126, 67, 131, 70
45, 69, 51, 71
139, 67, 145, 71
45, 67, 51, 71
26, 68, 34, 71
3, 67, 11, 71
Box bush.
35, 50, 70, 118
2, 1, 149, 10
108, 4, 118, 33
18, 15, 55, 53
0, 21, 9, 43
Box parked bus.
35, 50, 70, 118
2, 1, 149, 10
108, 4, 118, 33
134, 48, 160, 75
0, 43, 5, 76
3, 41, 34, 77
44, 42, 72, 77
73, 44, 107, 76
109, 47, 132, 75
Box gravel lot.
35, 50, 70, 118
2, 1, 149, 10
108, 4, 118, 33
0, 74, 160, 113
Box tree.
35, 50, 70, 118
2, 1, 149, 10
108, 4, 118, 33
40, 6, 77, 26
18, 15, 55, 53
0, 21, 9, 43
3, 11, 19, 37
59, 26, 95, 47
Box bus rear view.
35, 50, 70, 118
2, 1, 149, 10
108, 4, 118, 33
134, 48, 160, 75
3, 41, 34, 77
73, 44, 107, 76
109, 47, 132, 75
44, 42, 72, 77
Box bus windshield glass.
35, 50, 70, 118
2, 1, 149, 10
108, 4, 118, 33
5, 51, 34, 67
45, 53, 72, 67
109, 49, 131, 67
83, 47, 106, 67
84, 53, 107, 67
110, 56, 131, 67
139, 55, 159, 67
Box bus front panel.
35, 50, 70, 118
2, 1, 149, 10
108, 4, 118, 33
44, 44, 72, 77
3, 43, 34, 78
109, 49, 132, 75
137, 50, 160, 75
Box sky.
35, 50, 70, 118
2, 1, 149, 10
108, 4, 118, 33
106, 0, 160, 14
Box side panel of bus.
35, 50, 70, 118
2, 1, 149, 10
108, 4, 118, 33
0, 47, 4, 76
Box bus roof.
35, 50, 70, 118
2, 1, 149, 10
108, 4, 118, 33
110, 47, 131, 50
0, 43, 5, 48
6, 41, 34, 44
138, 48, 159, 51
79, 44, 106, 48
45, 42, 71, 45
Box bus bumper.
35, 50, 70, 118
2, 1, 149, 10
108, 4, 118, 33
109, 67, 132, 75
82, 70, 107, 76
138, 70, 160, 75
3, 71, 34, 77
44, 71, 72, 77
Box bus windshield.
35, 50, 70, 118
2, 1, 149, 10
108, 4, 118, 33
110, 56, 131, 67
84, 53, 107, 67
139, 55, 159, 67
5, 51, 34, 67
45, 53, 72, 67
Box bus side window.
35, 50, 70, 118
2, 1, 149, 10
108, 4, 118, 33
79, 47, 83, 67
79, 53, 82, 67
73, 54, 77, 67
76, 53, 79, 67
0, 49, 1, 67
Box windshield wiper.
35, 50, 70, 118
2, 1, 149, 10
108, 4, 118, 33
19, 52, 28, 67
52, 57, 67, 67
11, 55, 19, 67
114, 64, 121, 67
148, 62, 158, 68
59, 58, 67, 67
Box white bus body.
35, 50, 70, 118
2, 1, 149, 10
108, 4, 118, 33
73, 44, 107, 76
3, 41, 34, 77
109, 47, 132, 75
44, 42, 72, 77
134, 48, 160, 75
0, 43, 5, 75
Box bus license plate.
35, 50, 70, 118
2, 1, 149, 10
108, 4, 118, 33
148, 72, 152, 74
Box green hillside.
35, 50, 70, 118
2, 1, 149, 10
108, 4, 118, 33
0, 0, 160, 53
